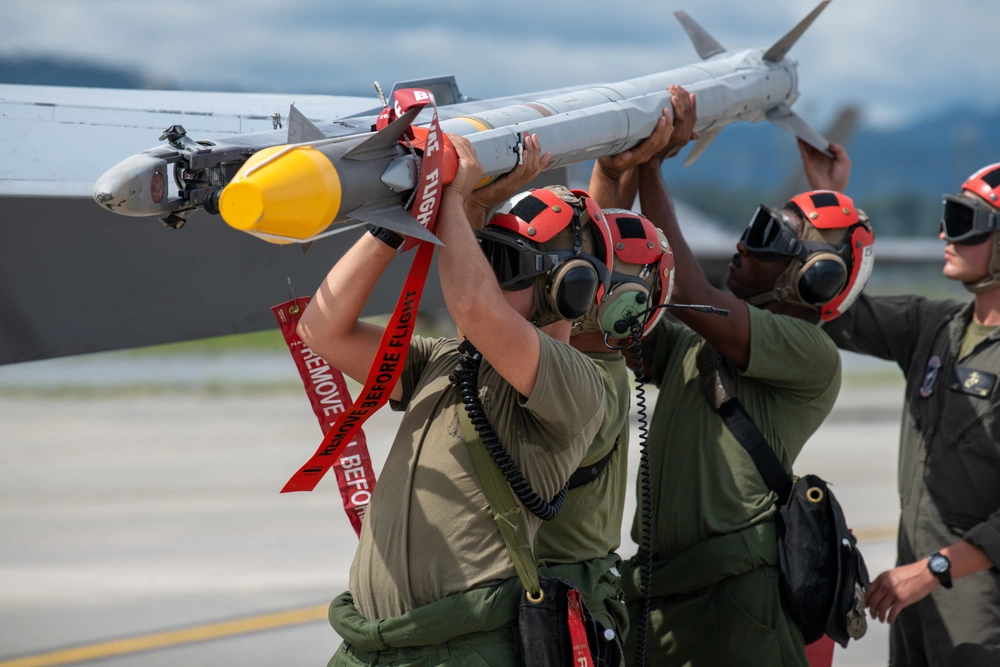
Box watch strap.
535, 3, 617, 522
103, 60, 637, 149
366, 223, 404, 250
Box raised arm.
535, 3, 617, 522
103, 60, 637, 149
587, 109, 672, 210
630, 88, 753, 368
590, 84, 700, 211
824, 293, 939, 375
464, 133, 550, 229
798, 139, 852, 194
637, 158, 752, 368
438, 135, 545, 397
296, 230, 403, 400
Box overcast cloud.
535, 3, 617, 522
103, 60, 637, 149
2, 0, 997, 128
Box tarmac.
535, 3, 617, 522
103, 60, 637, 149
0, 352, 906, 667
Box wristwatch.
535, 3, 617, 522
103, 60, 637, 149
365, 223, 404, 250
927, 552, 953, 589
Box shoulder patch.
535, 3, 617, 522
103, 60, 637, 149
949, 366, 996, 399
920, 355, 941, 398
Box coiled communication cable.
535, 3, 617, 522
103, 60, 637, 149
627, 318, 652, 667
454, 345, 568, 521
608, 304, 728, 667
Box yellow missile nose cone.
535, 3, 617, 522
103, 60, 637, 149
220, 145, 342, 243
220, 180, 265, 230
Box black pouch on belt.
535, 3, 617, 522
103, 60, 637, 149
516, 576, 602, 667
697, 343, 870, 647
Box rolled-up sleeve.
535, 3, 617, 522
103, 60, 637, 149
965, 512, 1000, 569
522, 330, 606, 451
743, 305, 841, 401
389, 336, 445, 412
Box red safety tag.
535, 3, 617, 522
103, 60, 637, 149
567, 590, 595, 667
281, 87, 446, 494
272, 297, 376, 536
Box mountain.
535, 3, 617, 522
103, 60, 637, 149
664, 107, 1000, 201
0, 55, 175, 90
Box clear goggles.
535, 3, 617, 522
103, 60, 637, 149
741, 205, 838, 262
940, 194, 1000, 246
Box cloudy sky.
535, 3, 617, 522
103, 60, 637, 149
2, 0, 997, 129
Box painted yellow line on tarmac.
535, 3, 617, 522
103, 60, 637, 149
0, 523, 902, 667
852, 522, 898, 544
0, 604, 329, 667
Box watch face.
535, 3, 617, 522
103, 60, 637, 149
929, 555, 949, 574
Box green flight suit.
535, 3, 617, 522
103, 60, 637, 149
328, 332, 605, 667
537, 351, 633, 662
623, 306, 841, 667
825, 294, 1000, 667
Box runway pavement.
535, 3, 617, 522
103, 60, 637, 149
0, 355, 907, 666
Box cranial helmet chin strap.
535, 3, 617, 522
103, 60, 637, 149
962, 231, 1000, 294
529, 277, 563, 327
744, 285, 812, 309
743, 259, 814, 311
745, 289, 783, 307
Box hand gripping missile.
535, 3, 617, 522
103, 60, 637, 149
94, 3, 833, 245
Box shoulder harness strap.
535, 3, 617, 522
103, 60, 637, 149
457, 407, 542, 596
695, 342, 794, 504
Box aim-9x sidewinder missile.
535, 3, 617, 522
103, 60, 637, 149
94, 3, 833, 245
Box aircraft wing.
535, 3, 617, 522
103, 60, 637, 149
0, 83, 575, 366
0, 84, 379, 198
0, 85, 418, 366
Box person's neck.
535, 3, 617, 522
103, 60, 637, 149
541, 320, 573, 344
570, 331, 622, 353
973, 287, 1000, 326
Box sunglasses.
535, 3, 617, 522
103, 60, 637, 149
940, 195, 999, 246
741, 205, 837, 262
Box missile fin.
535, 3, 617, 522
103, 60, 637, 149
766, 104, 832, 157
343, 107, 422, 161
683, 126, 723, 166
674, 11, 726, 59
347, 202, 444, 246
779, 105, 860, 202
390, 75, 464, 106
287, 105, 326, 144
762, 0, 831, 62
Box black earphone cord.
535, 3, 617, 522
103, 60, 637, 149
454, 346, 567, 522
618, 302, 728, 667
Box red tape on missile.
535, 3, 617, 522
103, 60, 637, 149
281, 88, 446, 494
272, 297, 377, 534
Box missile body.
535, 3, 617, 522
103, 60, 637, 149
400, 50, 797, 184
218, 49, 800, 243
93, 4, 832, 244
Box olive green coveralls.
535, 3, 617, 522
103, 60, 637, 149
825, 294, 1000, 667
328, 349, 631, 667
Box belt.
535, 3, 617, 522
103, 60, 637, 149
621, 520, 778, 602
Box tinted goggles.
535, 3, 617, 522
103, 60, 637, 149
941, 194, 999, 245
475, 227, 611, 291
741, 205, 835, 262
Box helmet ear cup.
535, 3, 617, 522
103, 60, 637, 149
796, 254, 847, 305
548, 258, 600, 320
597, 282, 650, 336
